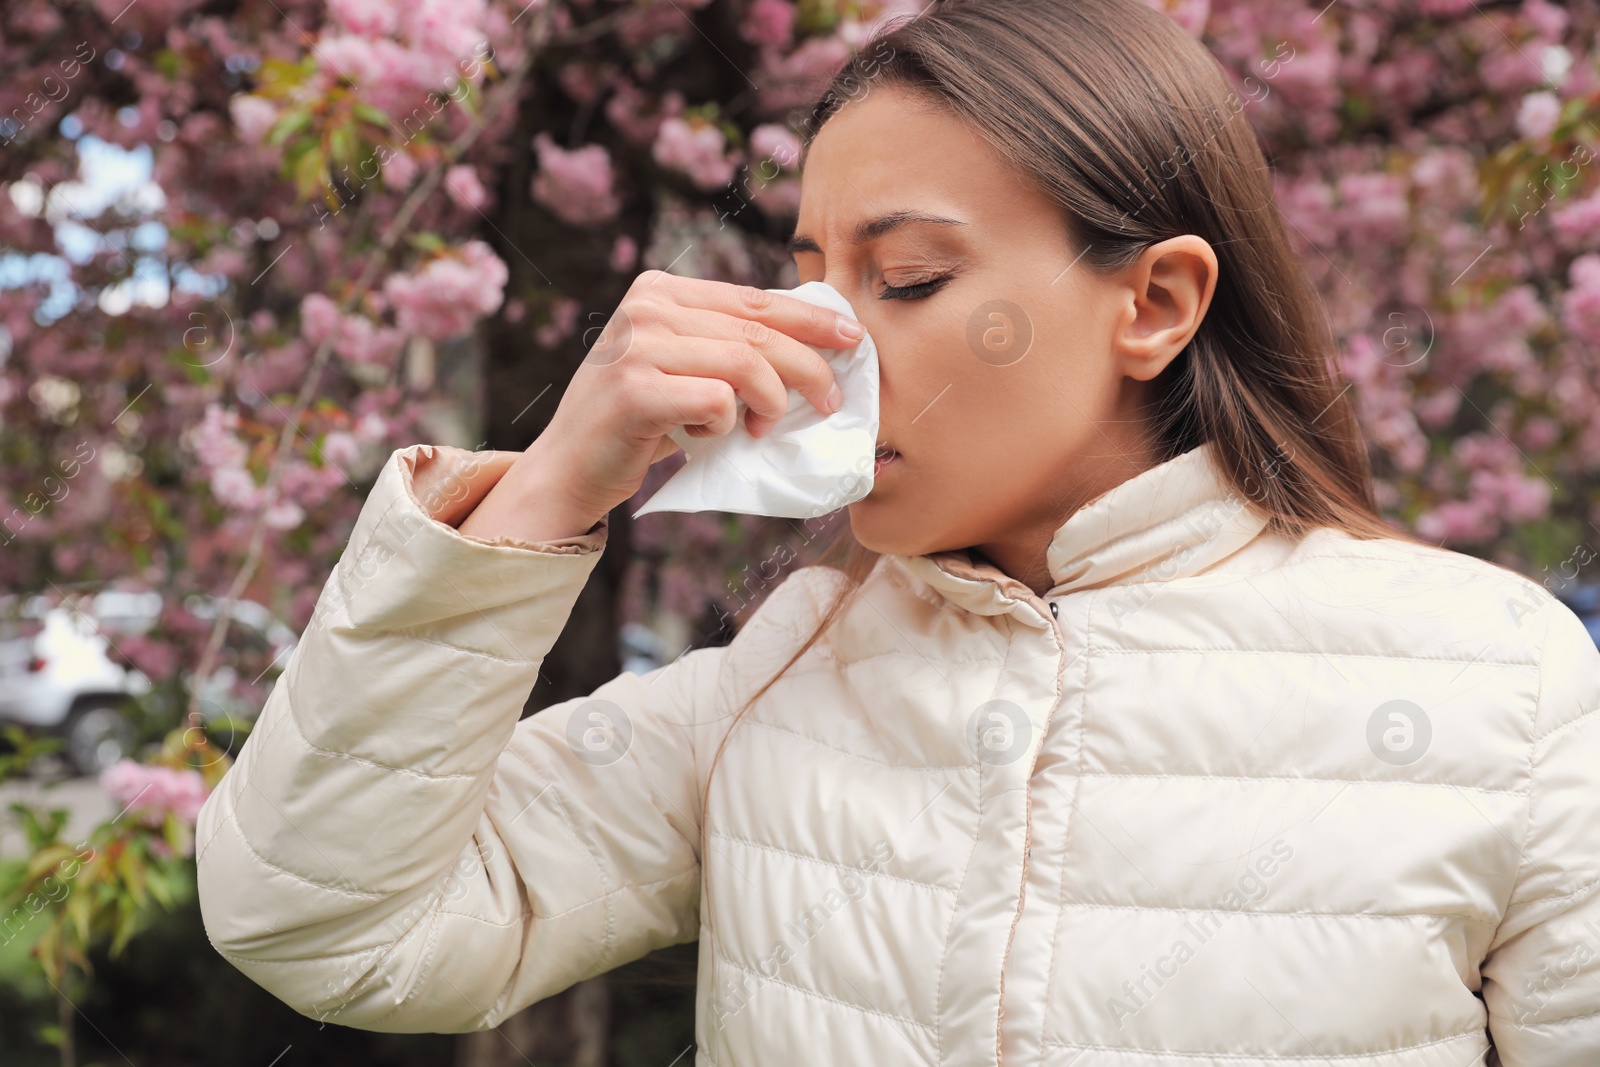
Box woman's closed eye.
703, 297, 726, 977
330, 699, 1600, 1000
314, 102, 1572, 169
879, 274, 951, 300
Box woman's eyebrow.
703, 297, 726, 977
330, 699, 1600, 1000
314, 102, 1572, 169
786, 210, 967, 255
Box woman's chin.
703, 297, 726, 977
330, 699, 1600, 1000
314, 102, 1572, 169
845, 500, 928, 558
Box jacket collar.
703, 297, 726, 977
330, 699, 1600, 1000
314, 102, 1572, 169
892, 441, 1271, 620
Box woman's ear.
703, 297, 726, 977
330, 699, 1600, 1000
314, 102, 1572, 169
1111, 235, 1219, 381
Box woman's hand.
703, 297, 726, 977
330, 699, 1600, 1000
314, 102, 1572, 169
456, 271, 865, 544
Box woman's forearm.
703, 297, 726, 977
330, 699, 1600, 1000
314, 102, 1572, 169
455, 439, 609, 545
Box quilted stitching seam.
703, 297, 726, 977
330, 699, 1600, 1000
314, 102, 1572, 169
711, 941, 935, 1033
280, 680, 483, 782
742, 716, 979, 771
1059, 903, 1497, 927
500, 746, 619, 972
226, 803, 386, 901
1077, 771, 1526, 798
1038, 1027, 1485, 1060
1086, 646, 1537, 668
708, 831, 958, 895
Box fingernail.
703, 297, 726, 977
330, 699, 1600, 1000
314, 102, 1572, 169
838, 318, 864, 340
826, 382, 844, 413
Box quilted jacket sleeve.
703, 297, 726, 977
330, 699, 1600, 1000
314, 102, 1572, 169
194, 443, 729, 1033
1481, 594, 1600, 1064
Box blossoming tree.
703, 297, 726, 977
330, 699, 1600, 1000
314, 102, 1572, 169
1, 0, 1598, 1062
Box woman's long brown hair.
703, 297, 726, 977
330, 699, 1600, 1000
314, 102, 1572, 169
692, 0, 1446, 940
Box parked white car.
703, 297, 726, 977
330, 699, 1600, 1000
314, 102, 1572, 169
0, 589, 296, 776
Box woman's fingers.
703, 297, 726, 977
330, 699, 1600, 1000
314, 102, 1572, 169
655, 311, 843, 436
648, 272, 864, 348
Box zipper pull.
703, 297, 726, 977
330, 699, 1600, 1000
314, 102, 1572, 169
1049, 601, 1058, 619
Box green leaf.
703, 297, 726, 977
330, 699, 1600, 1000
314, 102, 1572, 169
116, 847, 147, 909
293, 145, 328, 201
153, 49, 183, 81
328, 123, 357, 169
407, 231, 446, 254
109, 895, 138, 957
265, 108, 312, 148
354, 103, 392, 128
65, 887, 92, 947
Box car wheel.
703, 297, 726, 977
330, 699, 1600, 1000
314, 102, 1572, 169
63, 700, 136, 777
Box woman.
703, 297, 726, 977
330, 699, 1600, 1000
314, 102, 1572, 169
195, 0, 1600, 1062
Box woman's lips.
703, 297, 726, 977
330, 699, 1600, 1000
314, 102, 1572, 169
873, 447, 899, 476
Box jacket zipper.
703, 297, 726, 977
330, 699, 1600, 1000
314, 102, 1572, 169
992, 591, 1068, 1066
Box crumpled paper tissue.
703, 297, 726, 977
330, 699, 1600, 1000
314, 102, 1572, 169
631, 279, 879, 520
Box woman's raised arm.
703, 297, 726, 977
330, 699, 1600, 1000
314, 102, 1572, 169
194, 442, 730, 1032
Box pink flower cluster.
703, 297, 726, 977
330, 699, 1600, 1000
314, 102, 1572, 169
1415, 432, 1554, 543
1561, 254, 1600, 348
381, 240, 509, 340
444, 164, 490, 211
531, 133, 622, 225
189, 403, 348, 530
229, 95, 277, 144
652, 116, 739, 190
99, 759, 209, 832
299, 293, 406, 365
314, 0, 492, 119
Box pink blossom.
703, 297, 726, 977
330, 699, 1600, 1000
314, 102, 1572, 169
100, 760, 209, 832
325, 0, 398, 37
211, 465, 263, 509
1561, 253, 1600, 347
190, 403, 249, 469
322, 430, 361, 470
299, 292, 341, 346
605, 81, 684, 146
1469, 468, 1552, 523
444, 164, 490, 211
1553, 191, 1600, 248
741, 0, 796, 47
380, 148, 420, 190
1523, 0, 1569, 40
229, 95, 278, 144
1274, 174, 1336, 249
1414, 499, 1496, 543
263, 500, 306, 530
1516, 91, 1562, 141
531, 133, 622, 225
332, 314, 406, 365
351, 412, 386, 445
1336, 172, 1410, 244
315, 36, 440, 118
1522, 415, 1561, 451
399, 0, 489, 65
610, 234, 638, 273
652, 116, 739, 190
749, 123, 801, 170
382, 240, 509, 340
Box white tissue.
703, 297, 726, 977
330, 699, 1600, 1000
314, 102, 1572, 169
631, 280, 879, 520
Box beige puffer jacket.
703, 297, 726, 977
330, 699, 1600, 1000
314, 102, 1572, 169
196, 438, 1600, 1066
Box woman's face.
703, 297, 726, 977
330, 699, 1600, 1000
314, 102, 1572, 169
791, 85, 1216, 591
